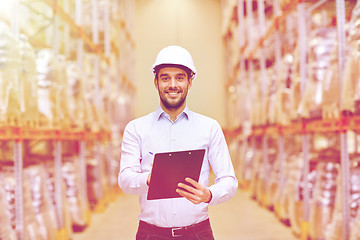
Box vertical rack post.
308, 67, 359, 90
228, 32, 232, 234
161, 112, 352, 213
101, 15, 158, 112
104, 0, 111, 99
63, 0, 70, 57
336, 0, 350, 239
75, 0, 90, 225
14, 138, 24, 240
246, 0, 255, 141
301, 132, 310, 240
50, 1, 66, 238
79, 138, 90, 224
92, 0, 100, 106
91, 0, 106, 212
257, 0, 269, 206
274, 0, 285, 217
104, 0, 115, 195
273, 0, 281, 80
297, 1, 310, 239
12, 1, 23, 239
75, 0, 83, 68
246, 0, 254, 49
52, 0, 59, 56
277, 134, 285, 213
237, 0, 248, 180
54, 136, 65, 235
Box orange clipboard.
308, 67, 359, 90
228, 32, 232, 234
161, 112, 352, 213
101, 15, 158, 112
147, 149, 205, 200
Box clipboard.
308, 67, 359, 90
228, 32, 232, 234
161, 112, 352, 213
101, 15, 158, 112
147, 149, 206, 200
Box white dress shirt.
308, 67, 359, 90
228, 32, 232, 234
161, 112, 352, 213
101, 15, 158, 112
118, 105, 238, 227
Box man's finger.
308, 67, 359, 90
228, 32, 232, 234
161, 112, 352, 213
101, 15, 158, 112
178, 182, 197, 194
185, 177, 201, 189
176, 188, 200, 204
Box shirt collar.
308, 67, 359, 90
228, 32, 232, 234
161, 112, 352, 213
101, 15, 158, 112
155, 105, 190, 121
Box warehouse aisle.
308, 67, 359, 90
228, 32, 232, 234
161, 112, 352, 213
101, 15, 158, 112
73, 189, 296, 240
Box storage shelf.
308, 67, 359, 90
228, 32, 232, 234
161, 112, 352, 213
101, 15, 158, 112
224, 0, 298, 89
38, 0, 135, 90
246, 0, 298, 59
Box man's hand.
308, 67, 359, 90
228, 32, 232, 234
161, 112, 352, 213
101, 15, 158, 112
146, 161, 153, 186
147, 173, 151, 186
176, 178, 212, 204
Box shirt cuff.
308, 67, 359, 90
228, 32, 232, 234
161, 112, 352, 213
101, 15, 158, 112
205, 188, 212, 203
207, 185, 228, 206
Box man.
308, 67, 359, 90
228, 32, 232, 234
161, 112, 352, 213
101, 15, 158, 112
118, 45, 238, 239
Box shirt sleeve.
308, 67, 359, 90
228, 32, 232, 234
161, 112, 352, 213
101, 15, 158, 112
118, 121, 149, 195
207, 121, 238, 206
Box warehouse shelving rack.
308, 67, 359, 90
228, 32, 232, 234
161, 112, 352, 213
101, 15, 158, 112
222, 0, 353, 239
1, 0, 136, 239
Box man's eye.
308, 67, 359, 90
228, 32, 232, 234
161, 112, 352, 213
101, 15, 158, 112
162, 77, 169, 81
177, 77, 184, 81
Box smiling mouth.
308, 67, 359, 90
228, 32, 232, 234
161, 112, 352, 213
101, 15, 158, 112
167, 91, 181, 97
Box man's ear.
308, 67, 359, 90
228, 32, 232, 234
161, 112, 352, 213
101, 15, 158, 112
154, 77, 159, 90
188, 78, 193, 89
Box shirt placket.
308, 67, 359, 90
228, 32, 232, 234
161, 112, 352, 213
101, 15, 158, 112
170, 122, 175, 150
169, 120, 177, 222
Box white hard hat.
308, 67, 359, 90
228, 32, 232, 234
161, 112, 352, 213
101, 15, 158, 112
152, 45, 197, 80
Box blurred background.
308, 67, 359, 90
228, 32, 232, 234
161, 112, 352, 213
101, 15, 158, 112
1, 0, 360, 240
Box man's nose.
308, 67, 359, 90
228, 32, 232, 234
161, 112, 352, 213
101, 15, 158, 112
169, 78, 177, 88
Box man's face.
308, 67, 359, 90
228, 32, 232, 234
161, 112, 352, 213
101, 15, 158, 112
154, 67, 192, 111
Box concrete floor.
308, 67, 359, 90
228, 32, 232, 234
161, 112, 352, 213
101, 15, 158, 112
72, 189, 297, 240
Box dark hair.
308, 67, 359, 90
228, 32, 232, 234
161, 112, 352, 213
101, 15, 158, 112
154, 64, 193, 79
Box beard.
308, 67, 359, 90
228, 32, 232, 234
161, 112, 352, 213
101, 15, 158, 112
158, 87, 188, 110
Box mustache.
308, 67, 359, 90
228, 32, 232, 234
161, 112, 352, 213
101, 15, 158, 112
166, 88, 182, 92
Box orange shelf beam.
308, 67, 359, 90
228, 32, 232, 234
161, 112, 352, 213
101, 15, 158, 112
226, 115, 360, 138
0, 127, 111, 141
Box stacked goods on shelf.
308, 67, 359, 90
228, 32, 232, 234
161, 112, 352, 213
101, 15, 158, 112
238, 139, 255, 189
326, 157, 360, 240
229, 137, 243, 182
255, 139, 277, 207
19, 34, 39, 127
309, 150, 339, 240
298, 26, 337, 120
86, 143, 110, 211
82, 54, 100, 132
0, 165, 53, 240
280, 151, 312, 232
86, 155, 102, 210
342, 0, 360, 116
36, 49, 71, 128
267, 137, 294, 213
43, 159, 73, 238
36, 49, 66, 128
66, 61, 85, 129
17, 1, 52, 48
321, 40, 340, 120
116, 82, 135, 131
105, 140, 121, 194
266, 66, 279, 125
0, 22, 21, 126
280, 151, 302, 230
249, 138, 263, 200
24, 164, 58, 240
0, 172, 16, 240
267, 151, 281, 210
250, 70, 262, 126
61, 156, 89, 231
